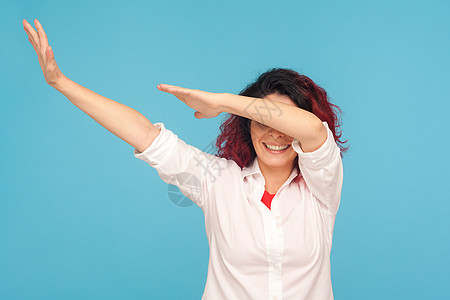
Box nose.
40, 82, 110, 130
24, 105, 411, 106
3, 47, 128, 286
268, 127, 285, 138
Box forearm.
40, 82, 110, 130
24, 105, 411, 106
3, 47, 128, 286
221, 93, 323, 144
52, 75, 159, 152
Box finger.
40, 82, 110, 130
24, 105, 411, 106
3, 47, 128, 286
34, 19, 49, 51
46, 45, 54, 60
158, 84, 181, 94
173, 95, 187, 104
158, 83, 191, 93
157, 85, 172, 94
158, 84, 177, 92
23, 19, 40, 49
28, 36, 38, 51
194, 111, 205, 119
166, 87, 192, 97
159, 83, 181, 89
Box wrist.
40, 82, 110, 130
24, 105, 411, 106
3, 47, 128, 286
51, 73, 69, 91
220, 93, 239, 115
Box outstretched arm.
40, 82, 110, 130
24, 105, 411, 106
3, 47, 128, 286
220, 94, 326, 153
23, 19, 159, 153
157, 84, 327, 153
53, 76, 160, 153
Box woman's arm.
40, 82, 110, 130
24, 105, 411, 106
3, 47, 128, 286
52, 75, 160, 153
221, 94, 327, 153
156, 84, 327, 153
23, 18, 159, 153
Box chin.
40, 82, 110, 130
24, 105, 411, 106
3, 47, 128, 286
257, 149, 296, 168
261, 158, 292, 168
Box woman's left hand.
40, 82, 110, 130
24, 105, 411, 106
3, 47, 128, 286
157, 84, 227, 119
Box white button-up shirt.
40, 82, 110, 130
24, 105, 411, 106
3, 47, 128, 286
134, 121, 343, 300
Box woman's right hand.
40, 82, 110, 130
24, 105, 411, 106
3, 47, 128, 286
23, 19, 64, 86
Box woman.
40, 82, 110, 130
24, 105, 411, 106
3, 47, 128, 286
23, 18, 348, 300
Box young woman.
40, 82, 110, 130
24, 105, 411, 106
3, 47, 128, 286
23, 18, 348, 300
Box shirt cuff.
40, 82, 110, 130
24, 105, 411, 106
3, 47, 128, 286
133, 122, 175, 166
291, 121, 339, 169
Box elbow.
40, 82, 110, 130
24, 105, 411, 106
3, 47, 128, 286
300, 121, 327, 153
135, 126, 161, 153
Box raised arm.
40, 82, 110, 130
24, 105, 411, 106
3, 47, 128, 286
221, 94, 326, 153
52, 76, 160, 153
157, 83, 326, 153
23, 19, 159, 153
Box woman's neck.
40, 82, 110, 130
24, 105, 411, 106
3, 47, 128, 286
257, 158, 295, 194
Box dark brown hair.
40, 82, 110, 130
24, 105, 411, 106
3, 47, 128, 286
214, 67, 349, 169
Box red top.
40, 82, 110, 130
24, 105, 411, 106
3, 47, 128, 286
260, 174, 301, 210
261, 190, 276, 210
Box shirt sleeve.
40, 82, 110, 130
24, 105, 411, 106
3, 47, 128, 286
291, 121, 344, 215
133, 122, 227, 210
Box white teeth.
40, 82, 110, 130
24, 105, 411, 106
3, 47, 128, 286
264, 143, 289, 151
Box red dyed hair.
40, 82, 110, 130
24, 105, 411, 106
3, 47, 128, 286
214, 68, 349, 169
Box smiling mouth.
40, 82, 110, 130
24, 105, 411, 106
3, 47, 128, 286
263, 143, 290, 151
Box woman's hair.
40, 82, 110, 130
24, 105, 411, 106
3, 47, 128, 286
215, 67, 349, 169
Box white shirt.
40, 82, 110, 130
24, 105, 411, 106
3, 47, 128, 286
134, 121, 343, 300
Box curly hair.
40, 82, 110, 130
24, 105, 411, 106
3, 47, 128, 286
214, 67, 349, 169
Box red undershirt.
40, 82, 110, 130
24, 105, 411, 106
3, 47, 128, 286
261, 190, 276, 210
261, 174, 301, 210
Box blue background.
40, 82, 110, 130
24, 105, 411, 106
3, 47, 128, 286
1, 0, 449, 299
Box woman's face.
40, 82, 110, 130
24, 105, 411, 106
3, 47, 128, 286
250, 93, 299, 171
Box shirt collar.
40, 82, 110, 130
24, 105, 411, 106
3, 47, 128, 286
241, 157, 301, 184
